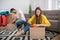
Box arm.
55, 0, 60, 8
10, 16, 17, 24
37, 15, 51, 27
27, 15, 35, 24
17, 13, 22, 20
36, 24, 50, 27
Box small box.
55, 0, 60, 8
7, 14, 12, 24
6, 24, 17, 31
30, 27, 45, 39
0, 26, 6, 31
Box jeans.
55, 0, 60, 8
16, 20, 26, 28
16, 20, 31, 32
24, 23, 31, 32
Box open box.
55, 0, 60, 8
30, 27, 45, 39
0, 14, 17, 31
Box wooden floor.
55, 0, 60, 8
52, 34, 60, 40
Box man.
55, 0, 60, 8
10, 8, 26, 28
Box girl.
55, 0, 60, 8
14, 7, 51, 37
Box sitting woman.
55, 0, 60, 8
14, 7, 51, 37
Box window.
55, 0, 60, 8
57, 0, 60, 9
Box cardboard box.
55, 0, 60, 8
7, 14, 14, 24
0, 26, 6, 31
30, 27, 45, 39
0, 14, 17, 31
6, 24, 17, 31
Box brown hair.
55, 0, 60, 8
10, 8, 15, 12
35, 7, 42, 24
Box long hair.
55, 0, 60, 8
35, 7, 42, 24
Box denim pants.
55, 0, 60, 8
16, 20, 26, 28
16, 20, 31, 32
24, 23, 31, 32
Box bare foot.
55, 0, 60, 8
14, 30, 24, 37
14, 32, 21, 37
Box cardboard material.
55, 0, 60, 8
0, 26, 6, 31
7, 14, 12, 24
30, 27, 45, 39
0, 14, 16, 30
6, 24, 17, 31
7, 14, 15, 24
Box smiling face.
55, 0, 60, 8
36, 9, 41, 16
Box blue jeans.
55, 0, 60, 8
16, 20, 31, 32
24, 23, 31, 32
16, 20, 26, 28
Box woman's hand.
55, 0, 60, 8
36, 24, 41, 27
31, 24, 40, 27
31, 24, 50, 27
36, 24, 50, 27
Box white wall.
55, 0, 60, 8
30, 0, 58, 10
30, 0, 48, 10
0, 0, 30, 14
0, 0, 59, 14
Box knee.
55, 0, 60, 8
24, 23, 31, 32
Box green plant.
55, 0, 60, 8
29, 5, 32, 13
29, 4, 32, 17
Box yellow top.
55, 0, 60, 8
28, 14, 51, 26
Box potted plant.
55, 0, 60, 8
29, 4, 32, 18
